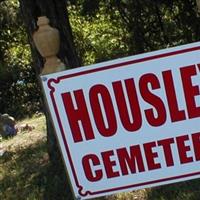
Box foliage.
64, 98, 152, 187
105, 0, 200, 53
1, 0, 200, 119
68, 0, 200, 65
68, 2, 129, 65
0, 0, 41, 119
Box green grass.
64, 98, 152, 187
147, 179, 200, 200
0, 115, 48, 200
1, 115, 200, 200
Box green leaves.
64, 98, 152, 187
0, 0, 40, 118
68, 3, 129, 65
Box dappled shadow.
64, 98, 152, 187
0, 139, 49, 200
43, 155, 75, 200
147, 179, 200, 200
0, 137, 107, 200
43, 156, 108, 200
2, 140, 200, 200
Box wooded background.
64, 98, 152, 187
1, 0, 200, 118
1, 0, 200, 199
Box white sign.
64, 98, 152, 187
41, 42, 200, 199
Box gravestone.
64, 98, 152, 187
0, 113, 17, 137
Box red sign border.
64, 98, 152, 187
47, 45, 200, 197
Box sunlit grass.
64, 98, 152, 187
1, 115, 200, 200
0, 115, 48, 200
1, 115, 46, 151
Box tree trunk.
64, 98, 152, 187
19, 0, 80, 199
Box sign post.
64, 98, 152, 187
41, 41, 200, 199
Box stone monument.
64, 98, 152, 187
0, 114, 17, 137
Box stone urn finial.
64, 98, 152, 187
33, 16, 65, 75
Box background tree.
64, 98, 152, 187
68, 0, 200, 58
18, 0, 80, 199
0, 0, 41, 118
68, 0, 130, 64
102, 0, 200, 54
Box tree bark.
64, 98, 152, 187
19, 0, 80, 199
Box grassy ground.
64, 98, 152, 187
0, 115, 48, 200
1, 115, 200, 200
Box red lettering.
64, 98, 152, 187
139, 73, 166, 127
117, 145, 145, 175
101, 150, 120, 178
176, 135, 193, 164
157, 138, 175, 167
82, 154, 103, 182
192, 132, 200, 161
62, 90, 94, 143
112, 79, 142, 132
162, 70, 186, 122
181, 65, 200, 119
89, 85, 117, 137
143, 141, 161, 170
